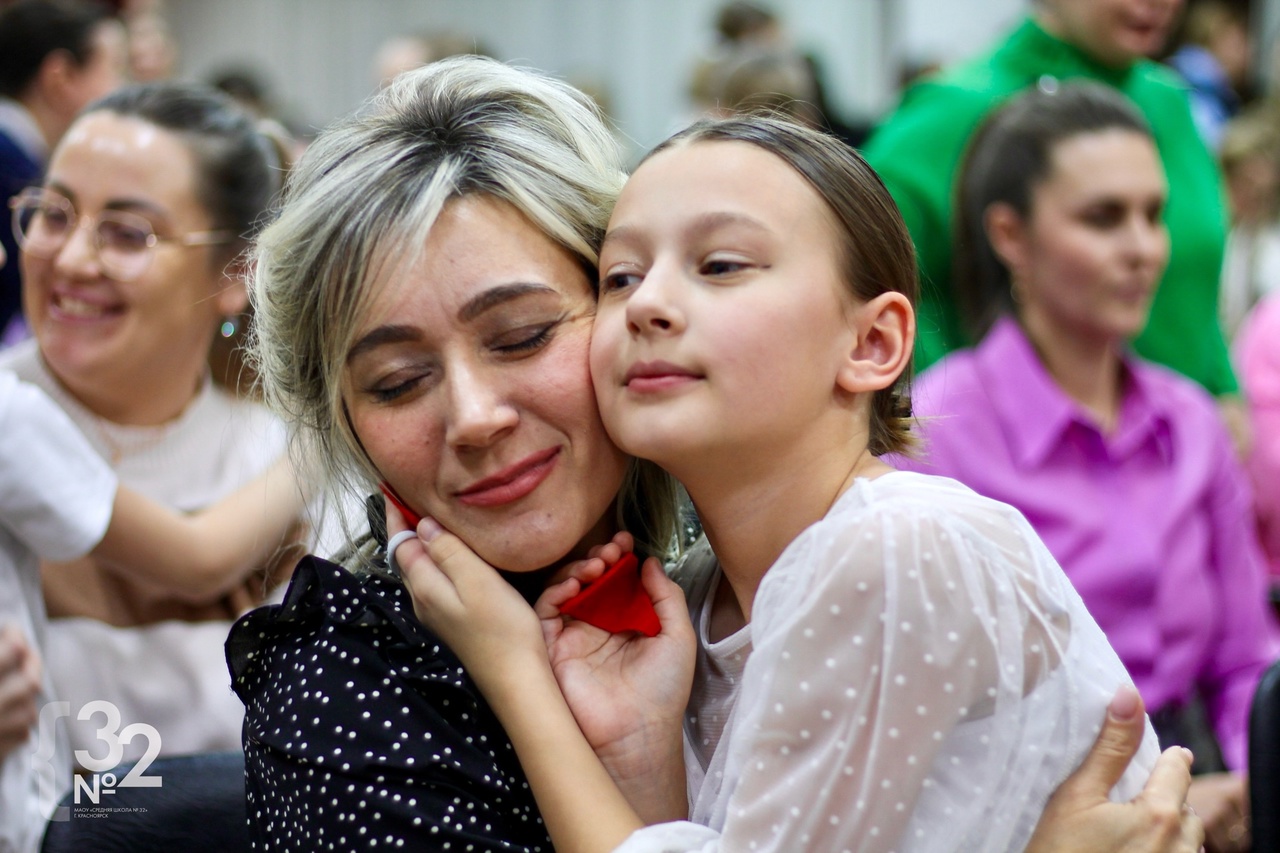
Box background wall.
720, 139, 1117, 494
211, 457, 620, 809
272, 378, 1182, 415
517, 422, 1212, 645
166, 0, 1026, 160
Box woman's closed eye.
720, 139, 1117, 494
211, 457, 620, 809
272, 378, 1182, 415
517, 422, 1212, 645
367, 365, 436, 402
489, 318, 563, 355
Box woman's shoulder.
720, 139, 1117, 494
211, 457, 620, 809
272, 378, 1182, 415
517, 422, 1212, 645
228, 554, 461, 691
1128, 356, 1226, 429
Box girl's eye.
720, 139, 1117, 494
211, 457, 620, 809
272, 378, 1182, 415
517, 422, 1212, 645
491, 321, 558, 354
700, 258, 747, 277
600, 271, 641, 293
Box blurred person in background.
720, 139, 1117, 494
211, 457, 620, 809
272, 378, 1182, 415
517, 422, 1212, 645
1166, 0, 1251, 151
1235, 294, 1280, 588
372, 30, 487, 91
897, 82, 1278, 853
1218, 107, 1280, 341
0, 0, 127, 347
862, 0, 1249, 453
0, 81, 310, 768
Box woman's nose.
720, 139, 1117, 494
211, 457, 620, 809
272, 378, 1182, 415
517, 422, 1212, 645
51, 218, 104, 278
444, 363, 519, 450
1130, 219, 1168, 269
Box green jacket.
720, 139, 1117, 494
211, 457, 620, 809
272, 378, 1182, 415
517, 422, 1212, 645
863, 18, 1236, 394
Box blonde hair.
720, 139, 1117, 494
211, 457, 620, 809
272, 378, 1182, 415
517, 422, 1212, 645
249, 56, 680, 564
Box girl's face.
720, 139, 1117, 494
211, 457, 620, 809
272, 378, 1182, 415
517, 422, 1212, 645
590, 140, 864, 475
992, 129, 1168, 346
1039, 0, 1183, 67
343, 194, 629, 573
21, 112, 245, 422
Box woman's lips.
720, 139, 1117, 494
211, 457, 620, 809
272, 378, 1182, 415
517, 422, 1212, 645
454, 447, 561, 507
49, 290, 122, 322
624, 360, 701, 393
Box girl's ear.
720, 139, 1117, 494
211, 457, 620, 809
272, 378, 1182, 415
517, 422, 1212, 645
984, 202, 1029, 278
836, 291, 914, 395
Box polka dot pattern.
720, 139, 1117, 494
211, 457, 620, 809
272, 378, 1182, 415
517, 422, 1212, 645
228, 556, 550, 852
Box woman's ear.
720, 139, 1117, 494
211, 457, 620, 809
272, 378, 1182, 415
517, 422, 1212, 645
836, 291, 915, 395
984, 202, 1029, 278
213, 255, 251, 316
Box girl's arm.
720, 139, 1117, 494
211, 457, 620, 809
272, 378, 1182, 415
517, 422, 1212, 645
89, 453, 315, 602
395, 518, 691, 853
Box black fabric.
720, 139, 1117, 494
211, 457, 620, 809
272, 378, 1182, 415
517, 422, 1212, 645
226, 555, 550, 852
39, 751, 249, 853
1250, 658, 1280, 851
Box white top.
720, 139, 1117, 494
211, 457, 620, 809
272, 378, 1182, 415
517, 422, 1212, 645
0, 341, 286, 761
0, 371, 116, 853
618, 471, 1159, 853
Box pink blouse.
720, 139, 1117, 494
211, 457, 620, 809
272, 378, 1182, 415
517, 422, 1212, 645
893, 317, 1280, 770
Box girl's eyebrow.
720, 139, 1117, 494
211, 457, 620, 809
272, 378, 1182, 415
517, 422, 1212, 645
602, 211, 771, 252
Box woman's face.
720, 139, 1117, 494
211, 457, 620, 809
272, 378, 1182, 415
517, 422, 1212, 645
995, 129, 1168, 346
1038, 0, 1183, 67
21, 112, 244, 422
343, 194, 630, 573
590, 140, 861, 475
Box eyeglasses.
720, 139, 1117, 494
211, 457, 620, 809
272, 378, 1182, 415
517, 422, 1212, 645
9, 188, 235, 282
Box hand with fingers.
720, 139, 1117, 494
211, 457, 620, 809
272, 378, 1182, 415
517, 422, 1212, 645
535, 532, 695, 823
0, 625, 40, 759
1028, 685, 1205, 853
384, 501, 547, 689
1186, 772, 1249, 853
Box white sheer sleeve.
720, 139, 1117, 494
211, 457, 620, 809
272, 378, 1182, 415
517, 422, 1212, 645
617, 473, 1157, 853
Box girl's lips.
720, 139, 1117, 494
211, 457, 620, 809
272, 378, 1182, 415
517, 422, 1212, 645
454, 447, 561, 508
623, 360, 701, 394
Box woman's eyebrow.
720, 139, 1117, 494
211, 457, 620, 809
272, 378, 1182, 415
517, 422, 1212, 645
347, 283, 560, 363
346, 324, 420, 363
45, 179, 169, 220
457, 282, 557, 322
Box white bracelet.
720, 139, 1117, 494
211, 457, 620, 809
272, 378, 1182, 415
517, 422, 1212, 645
386, 529, 419, 577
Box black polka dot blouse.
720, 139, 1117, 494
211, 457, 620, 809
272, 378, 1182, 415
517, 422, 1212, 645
227, 555, 552, 852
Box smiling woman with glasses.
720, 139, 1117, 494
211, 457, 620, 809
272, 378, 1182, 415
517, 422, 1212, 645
0, 82, 309, 776
10, 187, 234, 282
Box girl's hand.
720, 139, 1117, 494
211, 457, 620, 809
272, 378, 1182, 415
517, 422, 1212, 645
535, 549, 696, 823
387, 503, 545, 687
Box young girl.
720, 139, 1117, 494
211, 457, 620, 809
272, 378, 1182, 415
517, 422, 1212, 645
393, 113, 1170, 852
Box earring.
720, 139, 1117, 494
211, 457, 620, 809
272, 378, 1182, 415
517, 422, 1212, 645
220, 315, 240, 338
1009, 280, 1026, 306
